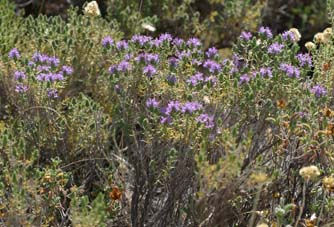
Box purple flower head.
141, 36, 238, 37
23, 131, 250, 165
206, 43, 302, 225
62, 65, 74, 75
206, 47, 218, 58
268, 42, 284, 54
280, 63, 300, 78
159, 33, 173, 42
124, 53, 133, 61
168, 57, 179, 68
310, 85, 327, 98
259, 67, 273, 78
181, 101, 203, 114
117, 60, 131, 72
240, 31, 252, 41
15, 84, 28, 93
231, 54, 247, 73
37, 65, 51, 72
143, 64, 157, 77
14, 71, 26, 80
131, 35, 152, 46
196, 114, 214, 129
239, 74, 250, 85
146, 98, 159, 109
47, 88, 59, 98
187, 38, 202, 48
160, 116, 172, 125
102, 36, 114, 47
135, 53, 159, 64
187, 72, 204, 86
173, 38, 185, 47
259, 27, 273, 39
296, 53, 312, 67
116, 40, 129, 50
150, 38, 163, 47
282, 31, 296, 42
203, 60, 222, 74
166, 75, 177, 84
164, 100, 181, 115
109, 65, 117, 74
50, 72, 64, 81
47, 56, 60, 67
177, 50, 191, 60
9, 48, 20, 59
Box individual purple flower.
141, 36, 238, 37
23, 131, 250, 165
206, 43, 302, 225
259, 67, 273, 78
15, 84, 28, 93
181, 101, 203, 114
203, 60, 222, 74
166, 75, 177, 84
14, 71, 26, 80
143, 64, 157, 77
268, 42, 284, 54
109, 65, 117, 74
296, 53, 312, 67
206, 47, 218, 58
116, 40, 129, 50
164, 100, 181, 115
159, 33, 173, 42
310, 85, 327, 97
187, 38, 202, 48
160, 116, 172, 124
62, 65, 74, 75
187, 72, 204, 86
280, 63, 300, 78
168, 57, 179, 68
47, 88, 59, 98
146, 98, 159, 109
282, 31, 296, 42
240, 31, 252, 41
173, 38, 185, 47
131, 35, 152, 46
239, 74, 250, 85
8, 48, 20, 59
196, 114, 214, 129
37, 65, 51, 72
117, 60, 131, 72
102, 36, 114, 47
259, 26, 273, 39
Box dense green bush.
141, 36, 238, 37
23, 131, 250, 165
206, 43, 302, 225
2, 0, 334, 226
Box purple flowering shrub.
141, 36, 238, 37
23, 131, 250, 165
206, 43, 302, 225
1, 1, 334, 225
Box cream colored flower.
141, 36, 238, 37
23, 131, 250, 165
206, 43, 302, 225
142, 23, 156, 32
322, 176, 334, 191
324, 27, 332, 34
314, 32, 327, 44
299, 165, 320, 180
84, 1, 101, 16
289, 28, 301, 42
256, 223, 268, 227
305, 42, 316, 51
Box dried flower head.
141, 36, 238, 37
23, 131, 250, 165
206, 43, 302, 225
142, 23, 156, 32
109, 187, 122, 200
305, 42, 316, 51
299, 165, 320, 180
314, 33, 327, 44
84, 1, 101, 16
256, 223, 269, 227
322, 176, 334, 192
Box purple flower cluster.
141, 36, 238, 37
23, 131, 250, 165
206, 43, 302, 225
240, 31, 252, 41
282, 31, 296, 42
143, 65, 157, 77
203, 60, 222, 74
164, 100, 181, 115
196, 114, 214, 128
36, 72, 64, 82
187, 72, 204, 86
181, 101, 203, 114
168, 57, 179, 68
310, 85, 327, 98
259, 67, 273, 78
15, 84, 28, 93
146, 98, 160, 109
239, 74, 250, 85
231, 54, 247, 73
206, 47, 218, 58
116, 40, 129, 50
187, 38, 202, 48
259, 27, 273, 39
173, 38, 185, 47
268, 42, 284, 54
102, 36, 114, 47
47, 88, 59, 98
280, 63, 300, 78
32, 52, 60, 66
159, 33, 173, 43
62, 65, 74, 75
8, 48, 20, 59
131, 35, 152, 46
14, 71, 26, 80
135, 53, 159, 64
109, 61, 131, 74
296, 53, 312, 67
